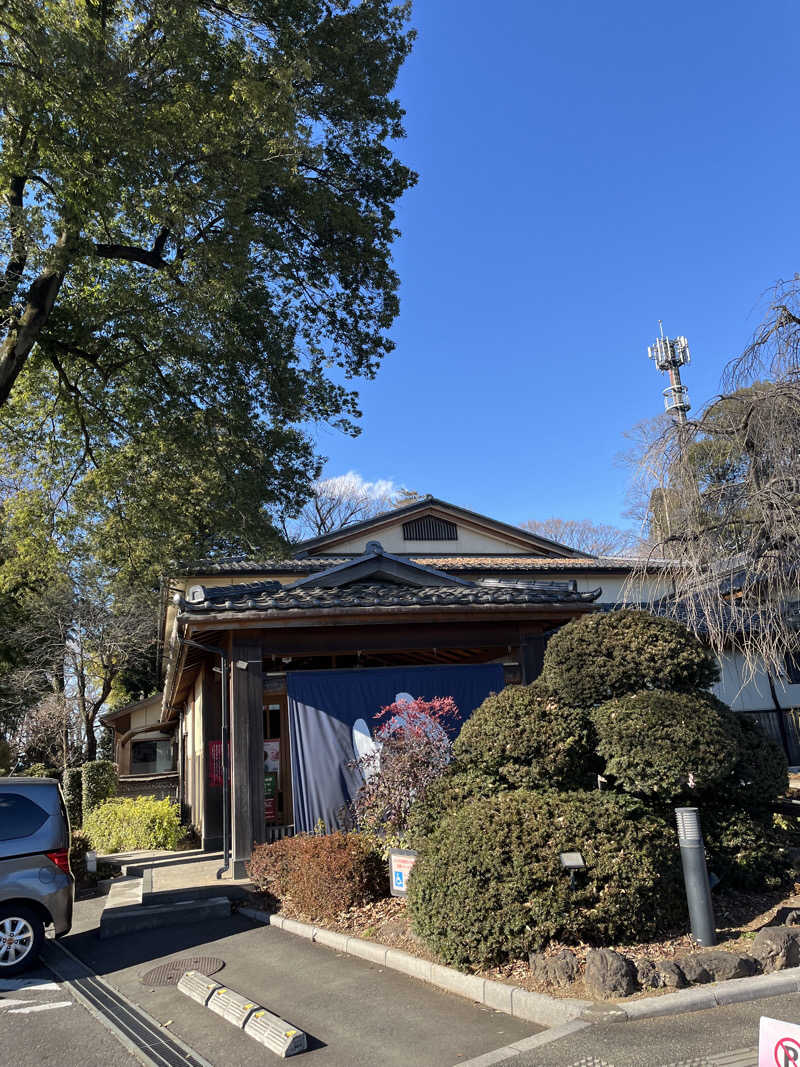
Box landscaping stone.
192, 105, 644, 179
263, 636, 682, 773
679, 955, 712, 984
635, 958, 658, 990
752, 926, 800, 972
584, 949, 637, 998
528, 948, 579, 988
655, 959, 686, 989
548, 948, 580, 987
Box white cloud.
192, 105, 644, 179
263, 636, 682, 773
317, 470, 399, 502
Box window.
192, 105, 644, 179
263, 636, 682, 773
0, 793, 49, 841
402, 516, 458, 541
130, 739, 173, 775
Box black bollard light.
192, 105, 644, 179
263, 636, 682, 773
675, 807, 717, 947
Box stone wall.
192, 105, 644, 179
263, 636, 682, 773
117, 772, 179, 802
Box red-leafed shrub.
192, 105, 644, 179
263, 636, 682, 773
247, 831, 385, 920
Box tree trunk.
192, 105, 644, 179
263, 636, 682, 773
0, 229, 73, 406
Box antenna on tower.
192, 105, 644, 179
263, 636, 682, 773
648, 321, 691, 424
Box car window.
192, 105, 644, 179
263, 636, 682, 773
0, 793, 49, 840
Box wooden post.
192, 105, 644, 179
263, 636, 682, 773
201, 662, 223, 851
230, 639, 265, 878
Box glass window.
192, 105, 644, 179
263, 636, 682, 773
0, 793, 49, 840
130, 739, 173, 775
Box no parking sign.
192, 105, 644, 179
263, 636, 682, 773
760, 1017, 800, 1066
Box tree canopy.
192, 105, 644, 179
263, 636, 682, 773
0, 0, 416, 577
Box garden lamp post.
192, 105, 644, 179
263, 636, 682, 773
675, 807, 717, 947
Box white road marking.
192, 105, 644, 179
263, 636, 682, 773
7, 1000, 73, 1014
0, 998, 31, 1009
0, 978, 59, 991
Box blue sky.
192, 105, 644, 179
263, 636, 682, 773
314, 0, 800, 532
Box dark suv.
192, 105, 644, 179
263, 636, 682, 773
0, 778, 74, 974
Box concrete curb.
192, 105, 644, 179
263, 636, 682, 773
579, 967, 800, 1022
100, 894, 231, 939
239, 907, 589, 1027
240, 907, 800, 1028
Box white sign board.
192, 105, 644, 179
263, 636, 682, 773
760, 1016, 800, 1066
389, 849, 418, 897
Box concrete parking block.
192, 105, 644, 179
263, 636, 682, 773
207, 986, 259, 1027
385, 949, 432, 982
346, 936, 388, 966
176, 970, 223, 1007
429, 963, 485, 1003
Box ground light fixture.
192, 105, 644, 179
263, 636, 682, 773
559, 851, 586, 891
675, 806, 717, 947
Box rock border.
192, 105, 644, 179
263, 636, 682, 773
239, 908, 800, 1027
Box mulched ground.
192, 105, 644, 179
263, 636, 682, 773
246, 881, 800, 1000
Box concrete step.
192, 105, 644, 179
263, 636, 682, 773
141, 878, 251, 907
99, 894, 231, 940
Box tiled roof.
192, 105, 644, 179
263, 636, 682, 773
174, 554, 660, 576
178, 578, 602, 615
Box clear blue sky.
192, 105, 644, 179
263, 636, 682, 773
313, 0, 800, 532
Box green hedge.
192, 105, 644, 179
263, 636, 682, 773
542, 609, 719, 707
591, 690, 739, 800
452, 680, 596, 790
83, 796, 181, 853
63, 767, 83, 829
704, 808, 791, 890
82, 760, 117, 816
406, 766, 500, 842
714, 711, 789, 810
69, 829, 91, 882
407, 790, 685, 967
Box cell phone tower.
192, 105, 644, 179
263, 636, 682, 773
648, 321, 691, 425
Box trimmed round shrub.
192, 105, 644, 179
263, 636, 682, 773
407, 790, 685, 967
22, 762, 59, 779
82, 759, 117, 816
406, 765, 499, 842
542, 609, 719, 707
452, 681, 596, 790
592, 690, 738, 799
83, 796, 181, 853
703, 808, 791, 890
247, 832, 385, 921
712, 710, 789, 810
63, 767, 83, 829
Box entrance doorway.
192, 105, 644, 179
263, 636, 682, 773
263, 694, 293, 829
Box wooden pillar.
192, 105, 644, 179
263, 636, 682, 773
201, 662, 223, 851
230, 639, 265, 878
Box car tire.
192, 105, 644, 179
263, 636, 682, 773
0, 904, 45, 976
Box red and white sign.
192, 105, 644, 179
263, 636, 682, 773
760, 1017, 800, 1066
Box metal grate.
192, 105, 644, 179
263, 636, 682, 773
402, 516, 458, 541
141, 957, 225, 987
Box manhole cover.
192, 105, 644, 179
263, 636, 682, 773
141, 957, 225, 987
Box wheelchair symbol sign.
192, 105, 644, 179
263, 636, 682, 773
394, 871, 404, 889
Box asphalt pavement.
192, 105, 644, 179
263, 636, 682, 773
55, 890, 538, 1066
507, 991, 800, 1066
0, 961, 140, 1067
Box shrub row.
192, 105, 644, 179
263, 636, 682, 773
63, 767, 83, 829
82, 795, 181, 853
248, 832, 385, 922
82, 760, 117, 817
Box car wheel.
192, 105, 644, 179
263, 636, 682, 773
0, 905, 45, 975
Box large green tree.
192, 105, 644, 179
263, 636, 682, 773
0, 0, 415, 561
